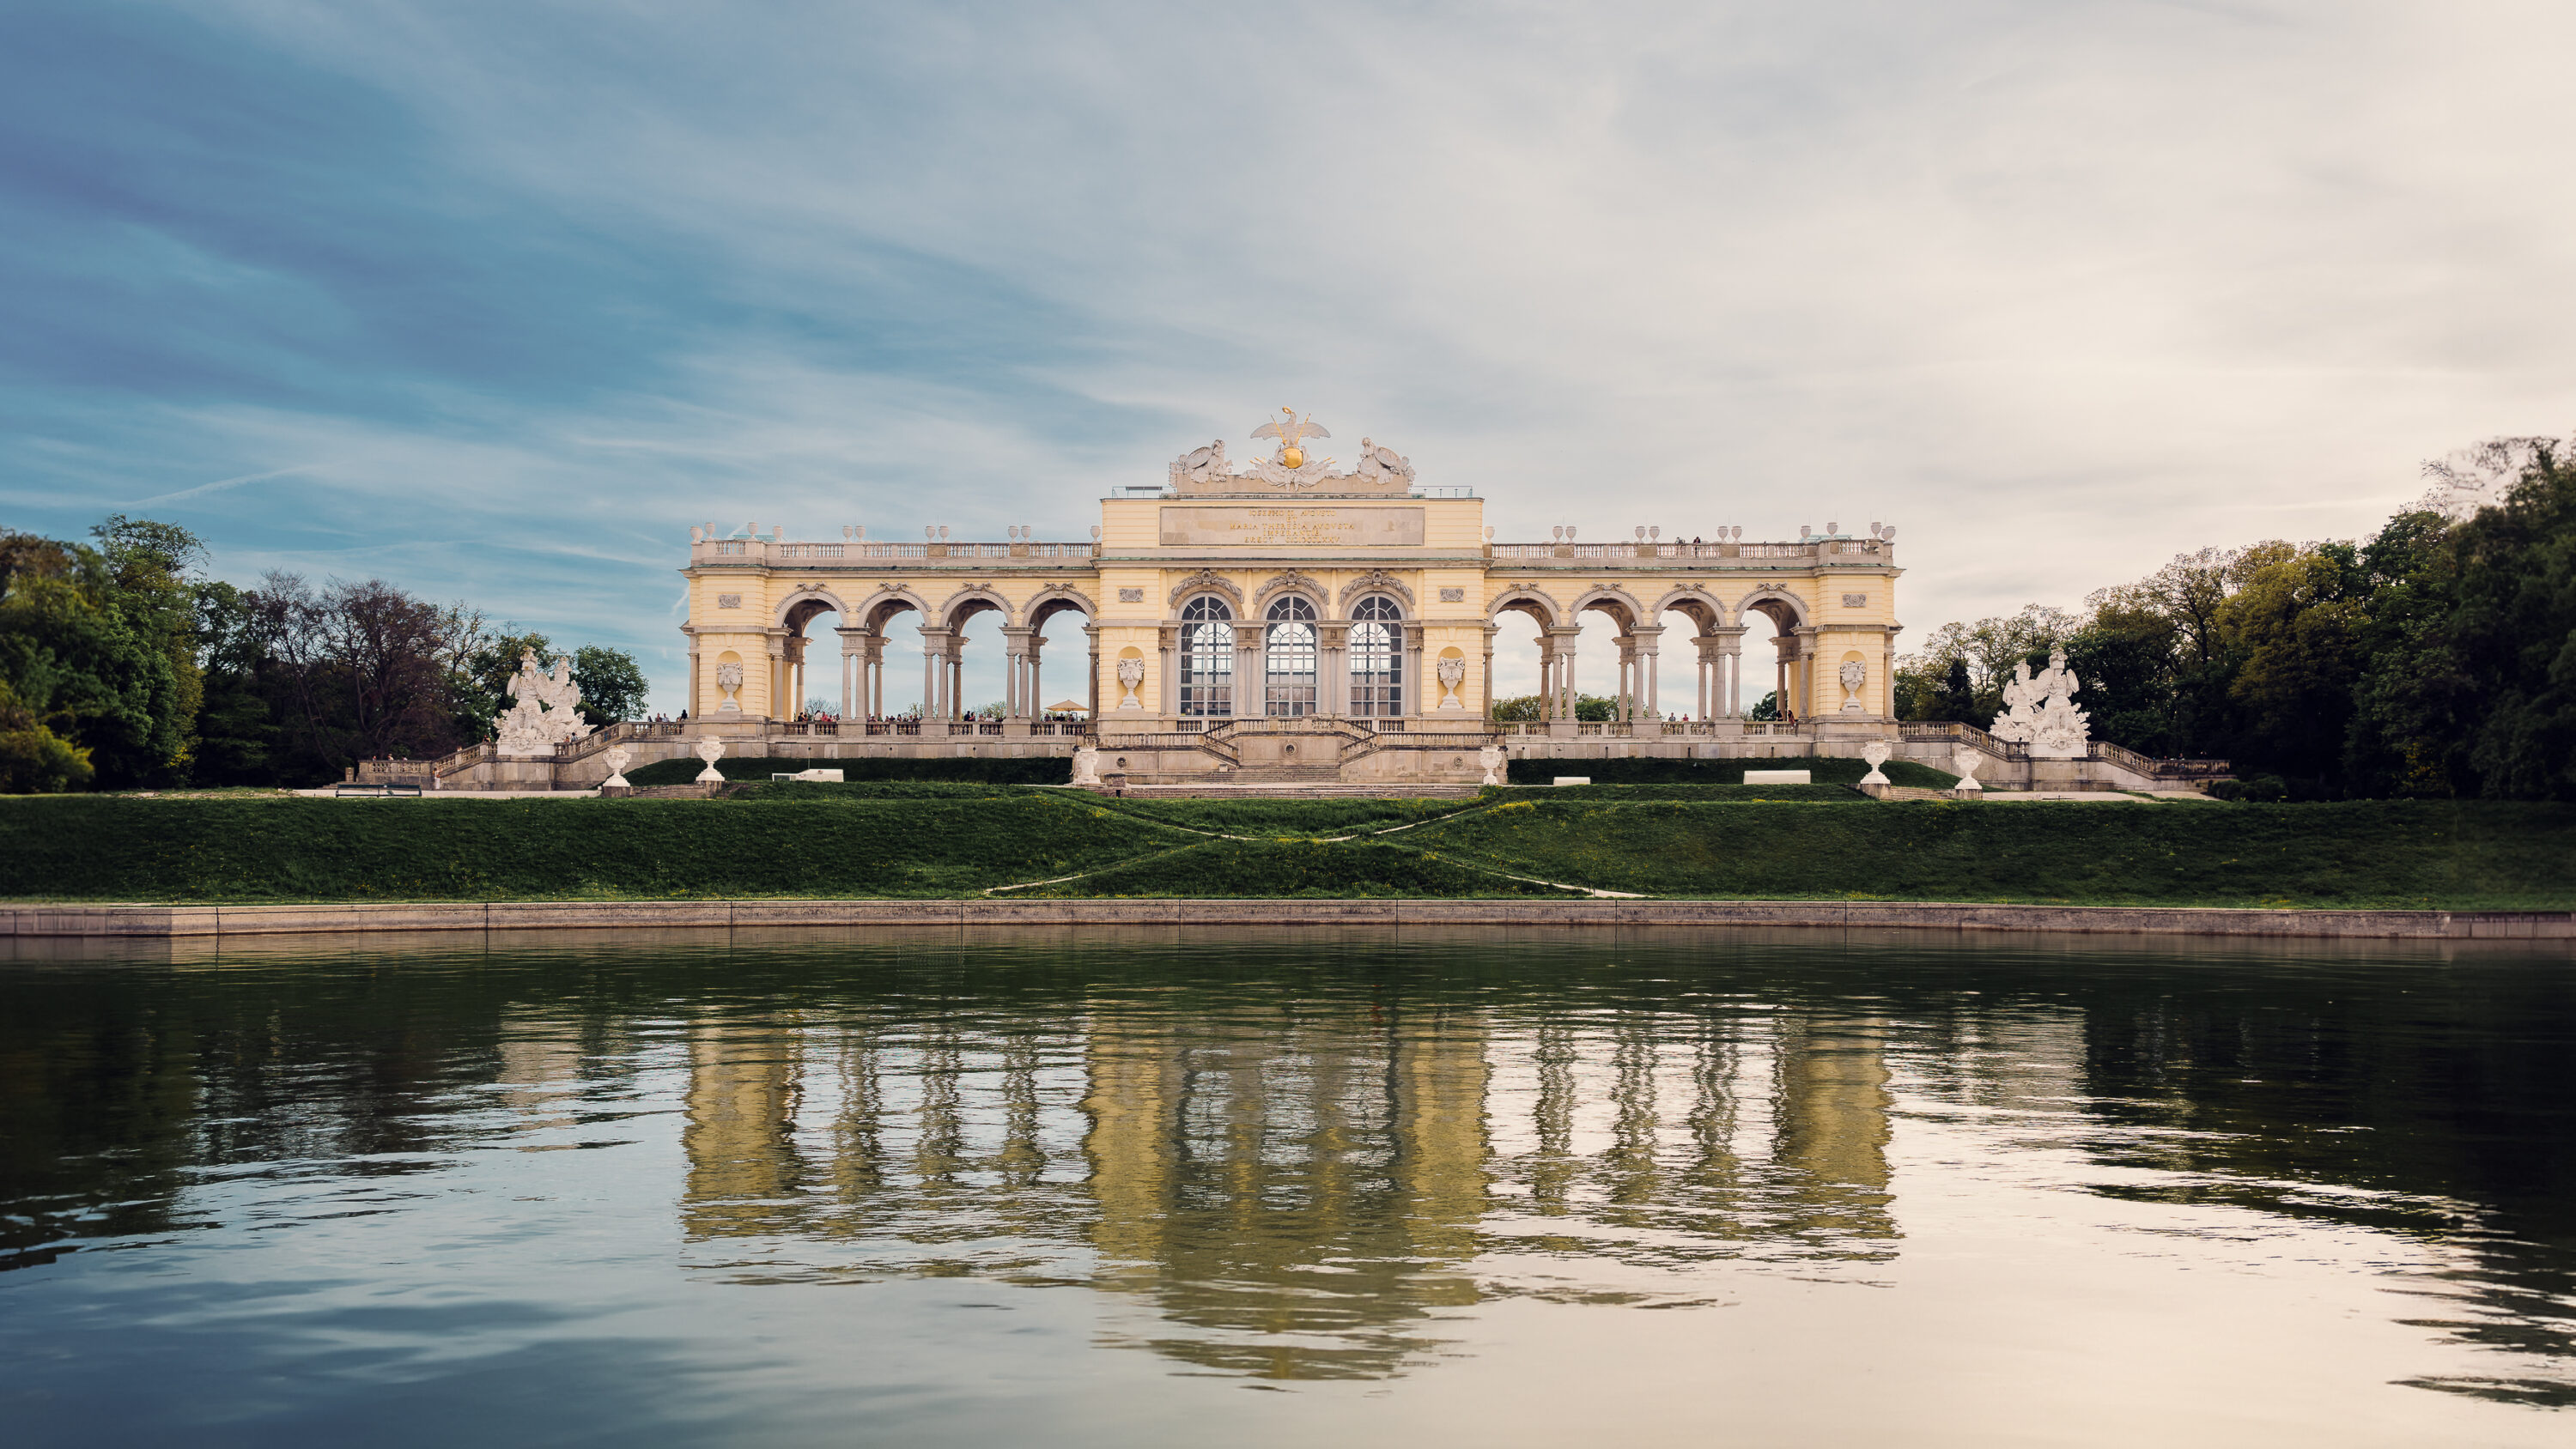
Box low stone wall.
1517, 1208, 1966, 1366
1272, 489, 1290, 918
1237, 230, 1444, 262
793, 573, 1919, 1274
7, 899, 2567, 941
432, 724, 2204, 792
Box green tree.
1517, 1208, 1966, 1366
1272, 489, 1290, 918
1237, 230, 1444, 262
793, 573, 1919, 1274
2447, 444, 2576, 798
570, 646, 650, 725
0, 526, 191, 788
2219, 541, 2371, 785
1489, 694, 1543, 723
190, 579, 277, 785
0, 676, 92, 792
2342, 510, 2464, 796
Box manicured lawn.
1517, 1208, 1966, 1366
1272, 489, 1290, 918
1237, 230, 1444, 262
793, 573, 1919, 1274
7, 791, 2572, 909
1009, 838, 1574, 898
1, 794, 1187, 900
1405, 797, 2576, 909
1086, 795, 1475, 836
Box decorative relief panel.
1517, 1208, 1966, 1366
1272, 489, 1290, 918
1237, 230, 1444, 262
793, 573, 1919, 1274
716, 593, 743, 609
1439, 587, 1466, 603
1159, 506, 1425, 549
1118, 588, 1145, 603
1841, 593, 1868, 608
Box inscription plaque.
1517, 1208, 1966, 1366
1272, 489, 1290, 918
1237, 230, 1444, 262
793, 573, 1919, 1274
1159, 506, 1425, 549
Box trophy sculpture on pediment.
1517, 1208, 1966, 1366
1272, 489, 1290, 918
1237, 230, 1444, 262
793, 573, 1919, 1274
1169, 439, 1230, 488
1245, 407, 1337, 486
1355, 437, 1415, 484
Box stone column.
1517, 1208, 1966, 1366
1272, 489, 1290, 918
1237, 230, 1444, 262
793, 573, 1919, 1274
1405, 632, 1424, 718
1318, 621, 1350, 717
920, 628, 946, 724
1718, 627, 1746, 719
836, 627, 866, 719
1084, 624, 1102, 724
1546, 626, 1582, 734
1157, 625, 1176, 721
1631, 624, 1662, 731
765, 634, 788, 722
1795, 627, 1820, 722
1001, 627, 1034, 718
1236, 628, 1261, 718
1026, 636, 1042, 720
1481, 624, 1498, 724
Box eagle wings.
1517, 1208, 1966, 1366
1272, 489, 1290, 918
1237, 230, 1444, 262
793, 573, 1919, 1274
1250, 409, 1331, 448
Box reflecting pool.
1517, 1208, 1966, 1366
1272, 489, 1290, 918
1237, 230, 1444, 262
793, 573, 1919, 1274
3, 926, 2571, 1446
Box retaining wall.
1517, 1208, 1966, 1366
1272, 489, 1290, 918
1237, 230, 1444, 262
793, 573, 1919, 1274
6, 899, 2567, 941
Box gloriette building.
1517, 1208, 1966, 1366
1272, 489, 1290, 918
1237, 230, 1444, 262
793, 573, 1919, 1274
669, 415, 1905, 785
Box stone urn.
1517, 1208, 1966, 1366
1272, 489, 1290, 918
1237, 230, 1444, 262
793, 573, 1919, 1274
601, 745, 633, 788
693, 738, 726, 784
1115, 658, 1145, 710
1860, 739, 1892, 785
1948, 742, 1985, 795
1437, 656, 1467, 709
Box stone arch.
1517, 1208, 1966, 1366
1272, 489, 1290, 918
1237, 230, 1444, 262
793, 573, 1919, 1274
858, 585, 932, 633
774, 585, 850, 633
1737, 586, 1811, 723
1569, 585, 1647, 632
1650, 585, 1725, 634
1337, 570, 1416, 615
1024, 585, 1096, 630
1253, 570, 1328, 615
1735, 585, 1807, 632
1167, 569, 1244, 613
1485, 585, 1560, 628
935, 585, 1013, 630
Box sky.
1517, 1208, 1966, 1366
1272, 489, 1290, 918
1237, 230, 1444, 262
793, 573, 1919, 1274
4, 0, 2571, 714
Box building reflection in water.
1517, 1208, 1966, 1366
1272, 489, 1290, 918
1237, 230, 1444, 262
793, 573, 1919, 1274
675, 1000, 1902, 1378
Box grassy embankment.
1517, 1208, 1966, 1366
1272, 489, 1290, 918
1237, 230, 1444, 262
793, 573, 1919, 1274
8, 784, 2576, 908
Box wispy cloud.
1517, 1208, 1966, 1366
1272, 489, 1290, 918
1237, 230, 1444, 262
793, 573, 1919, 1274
129, 463, 325, 506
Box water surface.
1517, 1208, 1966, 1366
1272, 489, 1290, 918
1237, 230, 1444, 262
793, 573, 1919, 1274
3, 926, 2571, 1445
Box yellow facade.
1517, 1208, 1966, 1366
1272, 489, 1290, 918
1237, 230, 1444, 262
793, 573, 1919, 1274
677, 455, 1903, 728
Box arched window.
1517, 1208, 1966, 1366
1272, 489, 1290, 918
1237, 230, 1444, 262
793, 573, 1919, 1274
1180, 596, 1234, 716
1350, 595, 1402, 717
1264, 596, 1318, 716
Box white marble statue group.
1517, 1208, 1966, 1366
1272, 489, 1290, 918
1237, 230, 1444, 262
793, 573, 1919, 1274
495, 651, 597, 756
1988, 648, 2091, 759
1170, 415, 1415, 490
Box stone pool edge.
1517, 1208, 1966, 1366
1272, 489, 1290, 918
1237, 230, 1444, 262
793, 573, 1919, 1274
4, 899, 2572, 940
